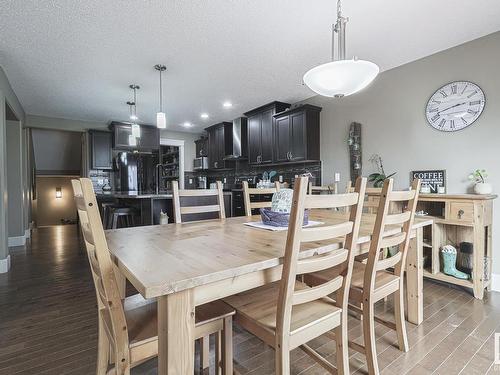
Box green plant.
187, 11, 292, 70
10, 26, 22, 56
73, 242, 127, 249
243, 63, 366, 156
368, 154, 396, 188
468, 169, 488, 184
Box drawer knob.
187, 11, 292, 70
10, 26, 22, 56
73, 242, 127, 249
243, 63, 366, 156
458, 209, 464, 219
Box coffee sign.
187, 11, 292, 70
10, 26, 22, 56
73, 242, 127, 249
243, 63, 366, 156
411, 170, 446, 194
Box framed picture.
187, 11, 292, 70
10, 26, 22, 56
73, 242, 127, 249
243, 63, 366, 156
410, 170, 446, 194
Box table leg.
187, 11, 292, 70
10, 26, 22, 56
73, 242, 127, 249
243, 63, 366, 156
406, 227, 423, 325
158, 289, 195, 375
113, 264, 126, 299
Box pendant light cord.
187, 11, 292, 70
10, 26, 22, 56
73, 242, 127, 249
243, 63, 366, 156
331, 0, 347, 61
159, 69, 163, 112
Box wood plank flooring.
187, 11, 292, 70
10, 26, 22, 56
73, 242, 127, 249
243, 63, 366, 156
1, 225, 499, 374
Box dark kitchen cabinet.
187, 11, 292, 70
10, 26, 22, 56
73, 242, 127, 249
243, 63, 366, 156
89, 130, 113, 170
273, 104, 321, 163
244, 101, 290, 165
195, 137, 208, 157
206, 122, 232, 169
110, 122, 159, 151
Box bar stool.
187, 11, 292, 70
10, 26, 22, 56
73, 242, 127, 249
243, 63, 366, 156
100, 202, 117, 229
109, 207, 136, 229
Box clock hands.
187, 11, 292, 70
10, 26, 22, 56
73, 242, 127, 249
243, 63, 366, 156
438, 102, 466, 114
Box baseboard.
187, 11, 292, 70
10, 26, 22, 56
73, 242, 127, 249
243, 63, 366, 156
0, 255, 11, 273
8, 235, 26, 247
491, 273, 500, 292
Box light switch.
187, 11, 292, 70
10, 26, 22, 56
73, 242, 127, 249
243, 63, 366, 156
334, 172, 341, 182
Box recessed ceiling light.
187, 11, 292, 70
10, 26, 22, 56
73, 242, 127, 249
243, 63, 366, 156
223, 101, 232, 108
183, 122, 192, 127
200, 113, 209, 119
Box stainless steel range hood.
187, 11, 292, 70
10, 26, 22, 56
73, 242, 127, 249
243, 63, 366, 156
224, 117, 248, 160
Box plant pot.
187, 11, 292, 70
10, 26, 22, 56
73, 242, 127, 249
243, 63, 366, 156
474, 182, 492, 195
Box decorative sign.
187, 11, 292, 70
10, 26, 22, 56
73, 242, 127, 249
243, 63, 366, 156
411, 170, 446, 194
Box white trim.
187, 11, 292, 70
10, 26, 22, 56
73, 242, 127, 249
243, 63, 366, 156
159, 138, 185, 189
491, 273, 500, 292
8, 234, 25, 247
25, 228, 30, 239
0, 255, 11, 273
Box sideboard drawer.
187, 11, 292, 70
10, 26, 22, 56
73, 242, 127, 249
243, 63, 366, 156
447, 201, 474, 223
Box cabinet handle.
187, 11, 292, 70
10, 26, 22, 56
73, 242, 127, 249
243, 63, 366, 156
215, 161, 218, 168
289, 152, 293, 160
458, 209, 464, 219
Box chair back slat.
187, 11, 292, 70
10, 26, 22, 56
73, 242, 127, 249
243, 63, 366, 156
242, 181, 280, 216
296, 249, 348, 275
363, 178, 421, 293
71, 178, 131, 371
172, 180, 225, 223
275, 176, 367, 343
292, 276, 344, 306
300, 222, 353, 243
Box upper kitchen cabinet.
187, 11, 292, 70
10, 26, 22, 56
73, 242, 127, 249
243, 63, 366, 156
89, 130, 113, 170
244, 101, 290, 165
206, 122, 232, 169
274, 104, 321, 163
110, 122, 160, 151
195, 136, 208, 157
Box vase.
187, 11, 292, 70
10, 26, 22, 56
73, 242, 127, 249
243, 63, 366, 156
474, 182, 492, 195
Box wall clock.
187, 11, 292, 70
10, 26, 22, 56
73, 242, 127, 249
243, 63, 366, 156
425, 81, 485, 132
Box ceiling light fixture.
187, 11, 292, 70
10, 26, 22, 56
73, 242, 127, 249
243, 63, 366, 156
126, 95, 141, 138
155, 64, 167, 129
303, 0, 379, 98
183, 122, 192, 127
223, 101, 232, 108
200, 113, 209, 119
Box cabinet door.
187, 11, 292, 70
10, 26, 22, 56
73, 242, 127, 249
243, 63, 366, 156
138, 127, 160, 150
90, 131, 112, 170
247, 114, 261, 164
208, 129, 218, 168
216, 126, 225, 168
260, 109, 274, 163
274, 115, 290, 162
114, 125, 133, 148
290, 111, 306, 161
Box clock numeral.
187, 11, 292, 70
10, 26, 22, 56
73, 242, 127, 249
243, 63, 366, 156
438, 118, 446, 128
451, 84, 457, 94
461, 83, 468, 95
428, 107, 439, 113
467, 109, 478, 116
461, 118, 468, 125
470, 100, 482, 106
440, 90, 448, 98
431, 114, 440, 122
450, 120, 455, 129
467, 90, 478, 98
432, 99, 442, 105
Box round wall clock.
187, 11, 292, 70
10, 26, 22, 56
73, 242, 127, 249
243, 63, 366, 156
425, 81, 485, 132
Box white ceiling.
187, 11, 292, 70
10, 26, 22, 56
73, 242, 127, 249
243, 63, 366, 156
1, 0, 500, 133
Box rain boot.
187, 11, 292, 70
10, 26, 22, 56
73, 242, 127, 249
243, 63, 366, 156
441, 245, 470, 279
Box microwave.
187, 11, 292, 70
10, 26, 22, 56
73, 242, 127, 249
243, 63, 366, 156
193, 156, 209, 170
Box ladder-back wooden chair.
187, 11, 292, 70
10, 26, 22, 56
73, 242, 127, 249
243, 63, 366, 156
348, 182, 381, 214
225, 176, 367, 374
242, 180, 280, 216
309, 178, 421, 375
72, 178, 235, 375
172, 180, 225, 223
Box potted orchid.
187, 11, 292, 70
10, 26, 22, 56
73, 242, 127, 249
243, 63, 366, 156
468, 169, 492, 195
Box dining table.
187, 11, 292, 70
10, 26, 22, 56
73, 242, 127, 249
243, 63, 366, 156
105, 210, 433, 375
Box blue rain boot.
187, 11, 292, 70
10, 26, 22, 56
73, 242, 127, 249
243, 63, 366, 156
441, 245, 470, 279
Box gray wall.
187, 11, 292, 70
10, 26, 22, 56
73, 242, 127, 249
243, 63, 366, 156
33, 176, 77, 226
0, 66, 26, 265
6, 120, 24, 237
303, 31, 500, 274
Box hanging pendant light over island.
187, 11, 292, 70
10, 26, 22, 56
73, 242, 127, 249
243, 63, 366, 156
155, 64, 167, 129
303, 0, 379, 98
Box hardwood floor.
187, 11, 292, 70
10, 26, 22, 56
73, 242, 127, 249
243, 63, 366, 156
1, 225, 499, 374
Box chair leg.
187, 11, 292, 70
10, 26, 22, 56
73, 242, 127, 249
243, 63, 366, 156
112, 214, 118, 229
362, 299, 379, 375
221, 316, 233, 375
215, 331, 222, 375
96, 317, 110, 375
200, 335, 210, 374
334, 310, 349, 375
275, 339, 290, 375
394, 287, 409, 352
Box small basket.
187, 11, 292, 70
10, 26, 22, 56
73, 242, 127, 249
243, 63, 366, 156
260, 208, 309, 227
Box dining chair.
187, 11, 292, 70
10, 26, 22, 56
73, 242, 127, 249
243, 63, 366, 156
347, 182, 381, 214
225, 176, 367, 374
171, 179, 234, 373
72, 178, 235, 375
308, 178, 421, 375
242, 180, 280, 216
172, 180, 225, 223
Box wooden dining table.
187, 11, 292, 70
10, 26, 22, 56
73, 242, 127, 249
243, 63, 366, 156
105, 211, 433, 375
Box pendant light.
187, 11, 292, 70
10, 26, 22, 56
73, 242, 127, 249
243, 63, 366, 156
303, 0, 379, 98
128, 84, 141, 138
155, 64, 167, 129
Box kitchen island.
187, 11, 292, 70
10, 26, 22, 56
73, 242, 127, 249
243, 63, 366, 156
96, 191, 232, 225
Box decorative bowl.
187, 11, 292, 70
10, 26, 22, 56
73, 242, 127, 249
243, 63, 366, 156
260, 208, 309, 227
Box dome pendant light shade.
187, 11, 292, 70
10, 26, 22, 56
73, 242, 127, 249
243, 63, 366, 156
131, 123, 141, 138
155, 64, 167, 129
303, 59, 379, 98
303, 0, 378, 98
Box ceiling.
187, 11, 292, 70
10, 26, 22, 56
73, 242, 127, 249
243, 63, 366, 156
1, 0, 500, 133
